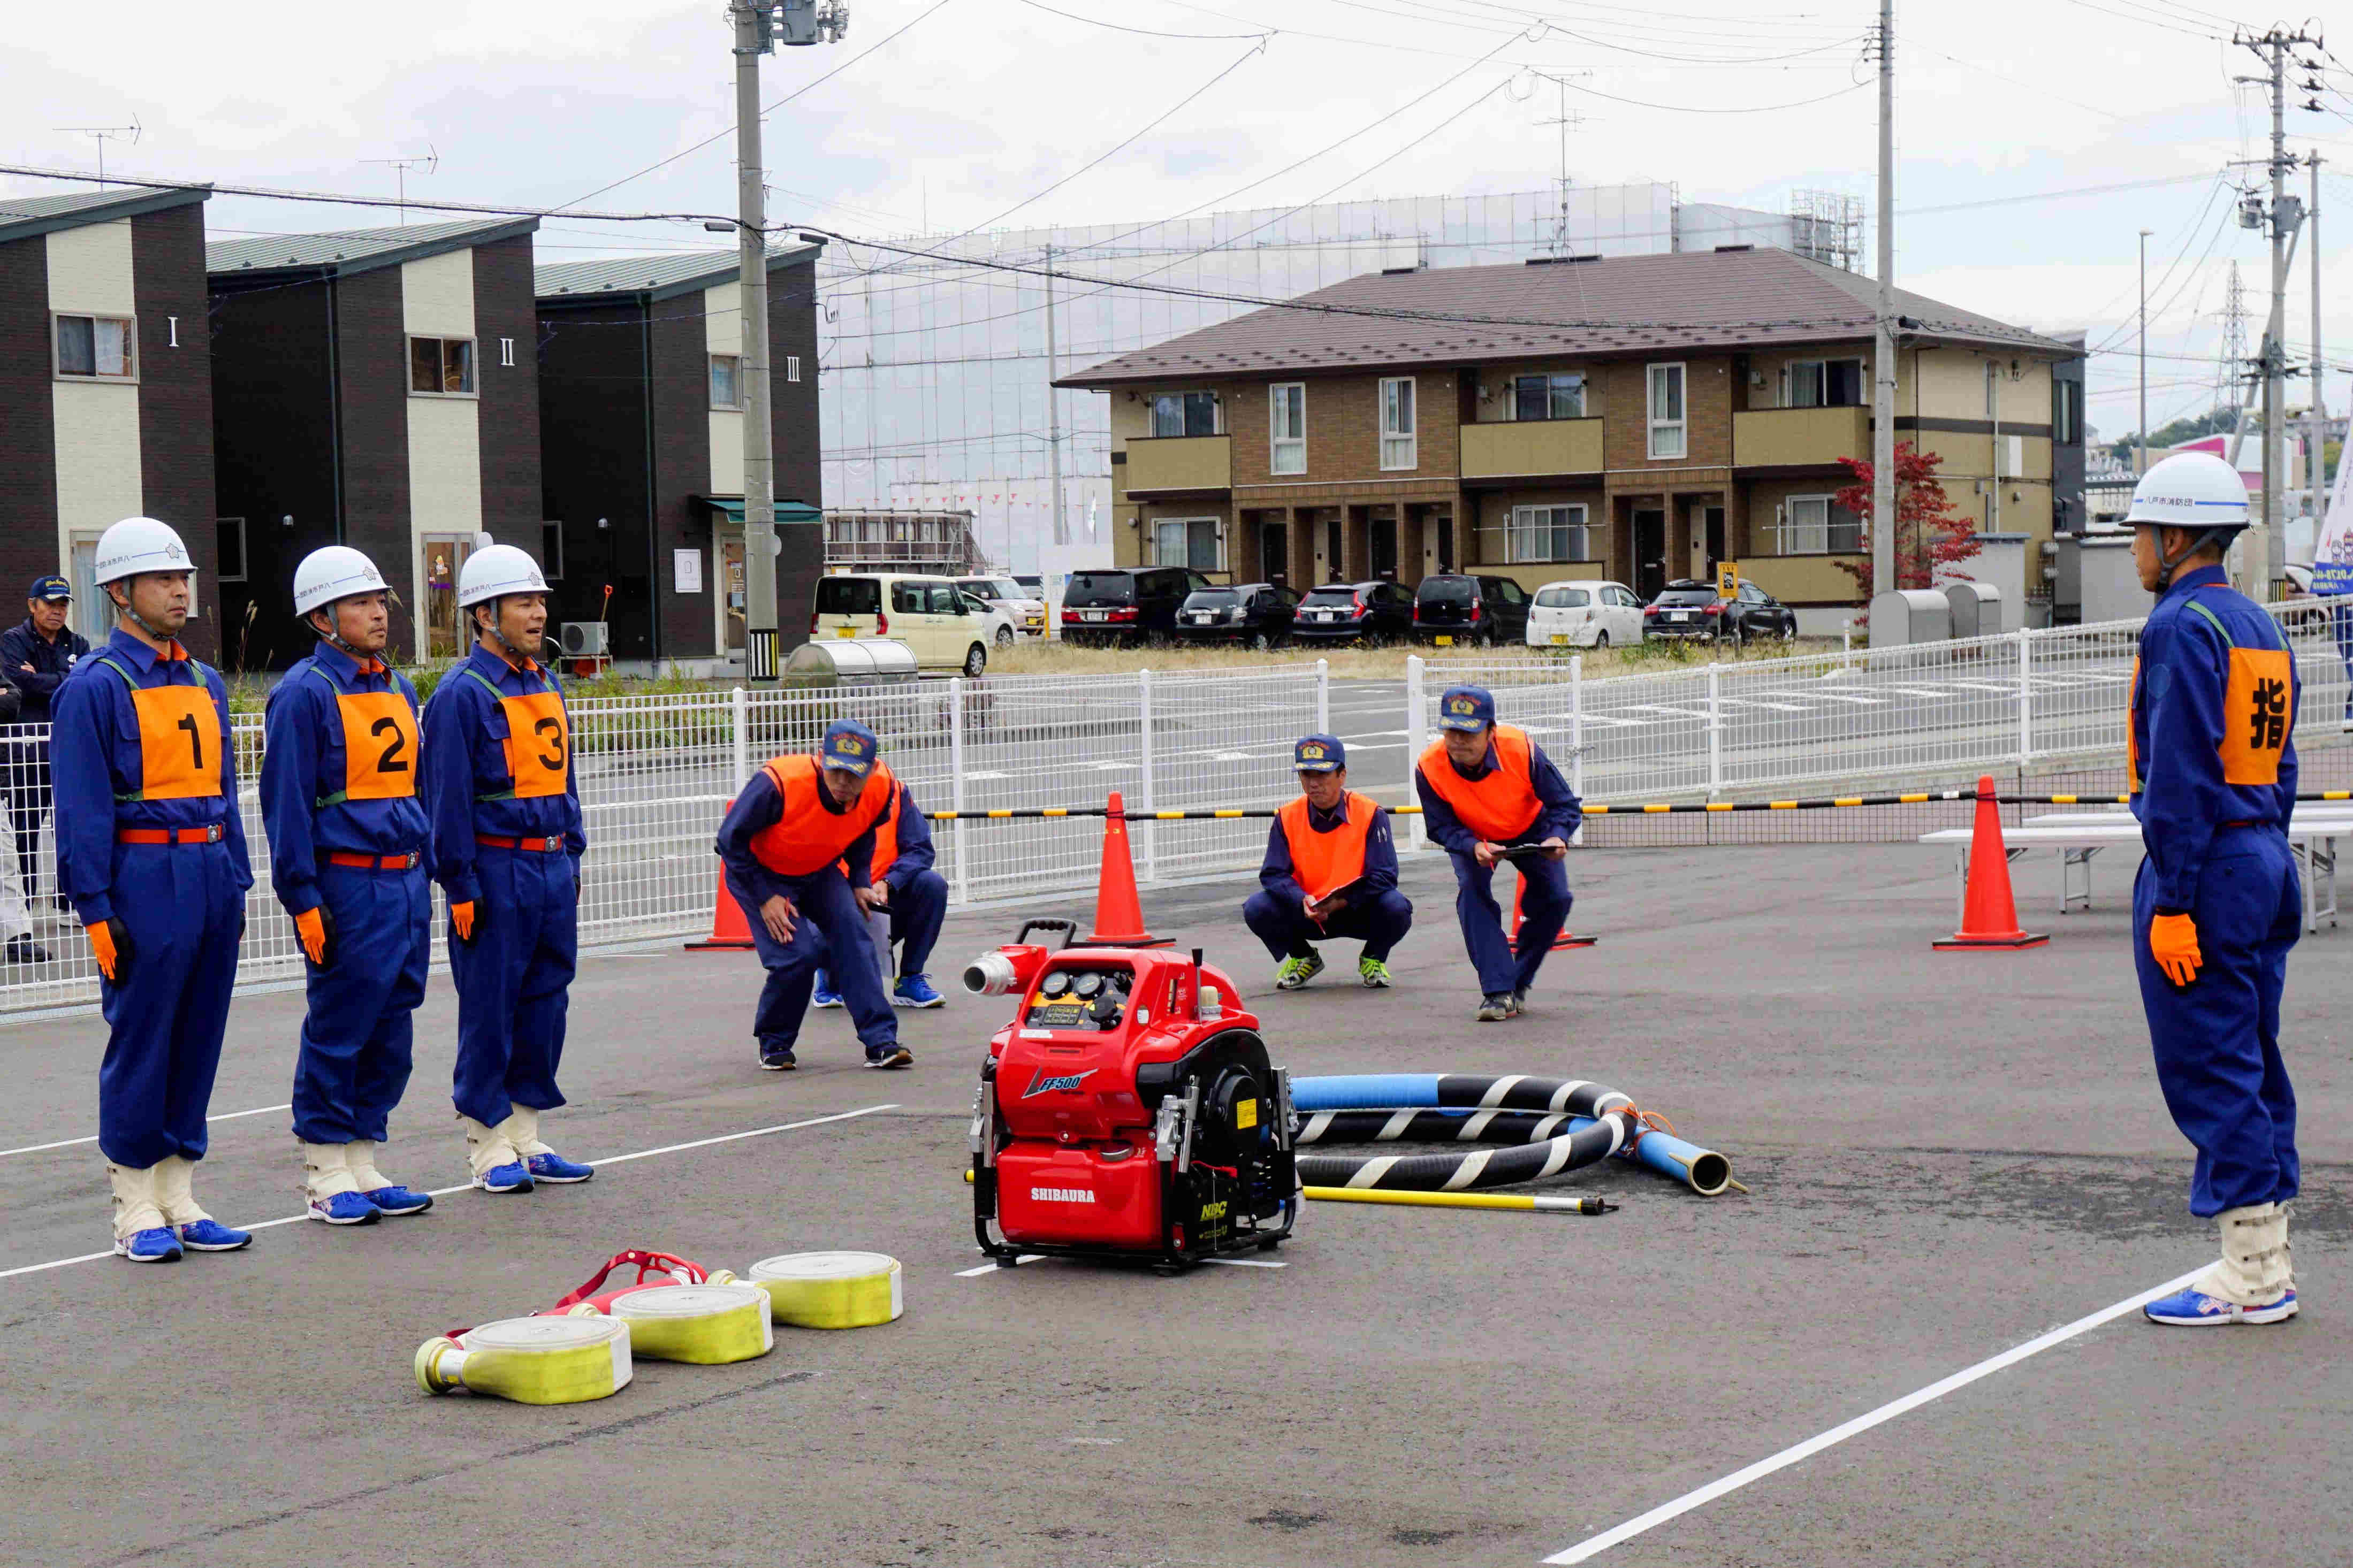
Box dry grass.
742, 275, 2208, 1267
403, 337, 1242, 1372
985, 635, 1844, 681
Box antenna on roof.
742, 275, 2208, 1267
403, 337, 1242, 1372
55, 116, 141, 186
362, 147, 440, 225
1510, 71, 1591, 258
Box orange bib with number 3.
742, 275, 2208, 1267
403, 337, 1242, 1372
499, 690, 570, 798
336, 692, 419, 800
130, 683, 223, 800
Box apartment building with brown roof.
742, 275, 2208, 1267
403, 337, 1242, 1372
1055, 247, 2085, 623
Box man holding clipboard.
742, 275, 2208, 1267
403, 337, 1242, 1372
1243, 735, 1412, 990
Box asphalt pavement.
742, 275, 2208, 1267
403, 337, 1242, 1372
1, 840, 2346, 1567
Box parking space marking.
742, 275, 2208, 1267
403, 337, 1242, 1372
1541, 1262, 2207, 1563
1, 1102, 294, 1161
0, 1104, 898, 1286
954, 1251, 1286, 1276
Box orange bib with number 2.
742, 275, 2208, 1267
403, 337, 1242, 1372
499, 690, 569, 798
131, 684, 223, 800
337, 692, 419, 800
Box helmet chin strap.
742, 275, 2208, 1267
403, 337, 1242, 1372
111, 587, 174, 645
477, 597, 536, 662
2151, 526, 2236, 591
310, 605, 372, 660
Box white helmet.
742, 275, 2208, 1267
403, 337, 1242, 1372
455, 544, 549, 610
292, 545, 390, 616
2124, 450, 2250, 529
94, 517, 194, 586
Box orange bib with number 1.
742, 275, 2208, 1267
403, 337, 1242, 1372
336, 692, 419, 799
499, 691, 570, 798
130, 684, 223, 800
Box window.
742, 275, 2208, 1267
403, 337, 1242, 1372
1512, 373, 1585, 421
1787, 358, 1864, 408
1151, 391, 1219, 439
1507, 504, 1589, 563
1379, 376, 1416, 470
925, 583, 964, 615
1777, 494, 1864, 554
541, 522, 565, 581
2054, 379, 2083, 445
1647, 363, 1686, 459
55, 313, 136, 380
1153, 518, 1221, 570
2001, 434, 2024, 478
215, 518, 247, 584
710, 354, 742, 409
785, 355, 801, 383
1270, 383, 1305, 475
1535, 586, 1589, 608
409, 336, 476, 396
891, 582, 925, 615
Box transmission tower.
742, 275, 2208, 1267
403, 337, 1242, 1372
2217, 261, 2248, 419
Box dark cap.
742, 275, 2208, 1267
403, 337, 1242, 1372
28, 576, 70, 603
820, 718, 879, 776
1437, 685, 1495, 731
1293, 733, 1345, 772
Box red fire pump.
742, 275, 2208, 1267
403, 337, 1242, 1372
964, 920, 1298, 1272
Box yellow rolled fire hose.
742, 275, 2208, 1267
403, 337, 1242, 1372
606, 1283, 776, 1364
747, 1252, 904, 1328
415, 1314, 633, 1404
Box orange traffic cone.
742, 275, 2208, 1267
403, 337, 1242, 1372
684, 811, 757, 950
1083, 792, 1169, 947
1511, 868, 1598, 950
1935, 775, 2048, 951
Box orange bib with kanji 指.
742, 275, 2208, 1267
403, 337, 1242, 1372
130, 683, 223, 800
336, 691, 418, 800
499, 690, 570, 798
2219, 645, 2293, 786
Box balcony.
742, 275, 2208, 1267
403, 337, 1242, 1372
1733, 406, 1870, 470
1123, 434, 1231, 494
1459, 418, 1602, 480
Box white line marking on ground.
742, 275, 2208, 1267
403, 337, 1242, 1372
0, 1104, 897, 1286
1203, 1256, 1287, 1268
955, 1253, 1043, 1276
1540, 1264, 2207, 1563
0, 1103, 294, 1161
955, 1251, 1284, 1275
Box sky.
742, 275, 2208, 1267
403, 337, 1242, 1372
5, 0, 2350, 446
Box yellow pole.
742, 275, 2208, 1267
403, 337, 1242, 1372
1301, 1185, 1612, 1214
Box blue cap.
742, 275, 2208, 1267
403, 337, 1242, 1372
1437, 685, 1495, 731
820, 719, 878, 775
28, 576, 70, 602
1293, 733, 1345, 772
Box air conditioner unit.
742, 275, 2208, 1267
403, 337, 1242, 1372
558, 621, 610, 659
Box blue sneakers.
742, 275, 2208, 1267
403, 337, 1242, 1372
893, 974, 945, 1008
307, 1191, 380, 1226
526, 1152, 595, 1184
811, 971, 843, 1008
2144, 1285, 2298, 1326
176, 1218, 252, 1251
475, 1161, 534, 1194
865, 1042, 915, 1069
361, 1185, 434, 1216
759, 1043, 798, 1071
114, 1227, 182, 1263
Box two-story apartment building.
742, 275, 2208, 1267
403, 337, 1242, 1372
209, 218, 544, 667
535, 244, 824, 671
0, 185, 220, 655
1056, 248, 2083, 625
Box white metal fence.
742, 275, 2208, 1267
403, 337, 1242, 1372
3, 599, 2346, 1015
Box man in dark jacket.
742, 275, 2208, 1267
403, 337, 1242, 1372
1, 576, 92, 912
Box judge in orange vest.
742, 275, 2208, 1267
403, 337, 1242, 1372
714, 719, 914, 1072
1413, 684, 1581, 1022
811, 772, 949, 1010
1242, 734, 1410, 990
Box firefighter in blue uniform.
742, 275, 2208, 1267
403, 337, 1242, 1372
812, 772, 948, 1011
1413, 685, 1581, 1021
52, 518, 254, 1262
1244, 734, 1411, 989
714, 719, 913, 1072
420, 544, 593, 1195
260, 547, 436, 1228
2123, 452, 2305, 1327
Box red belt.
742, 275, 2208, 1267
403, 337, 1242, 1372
476, 835, 566, 853
326, 850, 422, 870
116, 824, 226, 846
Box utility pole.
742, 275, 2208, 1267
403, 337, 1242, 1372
2233, 25, 2318, 601
730, 0, 847, 683
2308, 153, 2324, 536
1870, 0, 1895, 614
1044, 243, 1067, 548
2137, 228, 2152, 476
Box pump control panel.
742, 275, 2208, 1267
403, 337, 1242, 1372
1022, 965, 1135, 1031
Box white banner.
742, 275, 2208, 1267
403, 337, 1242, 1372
2316, 437, 2353, 597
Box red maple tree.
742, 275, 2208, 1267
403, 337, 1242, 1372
1831, 441, 1980, 611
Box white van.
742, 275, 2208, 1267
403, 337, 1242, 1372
811, 573, 991, 676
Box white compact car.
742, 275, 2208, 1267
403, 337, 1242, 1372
811, 572, 994, 677
957, 575, 1048, 638
958, 590, 1024, 650
1526, 580, 1644, 649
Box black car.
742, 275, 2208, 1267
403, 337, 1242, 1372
1642, 578, 1798, 644
1412, 573, 1532, 646
1060, 566, 1210, 646
1289, 580, 1414, 645
1175, 582, 1298, 650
